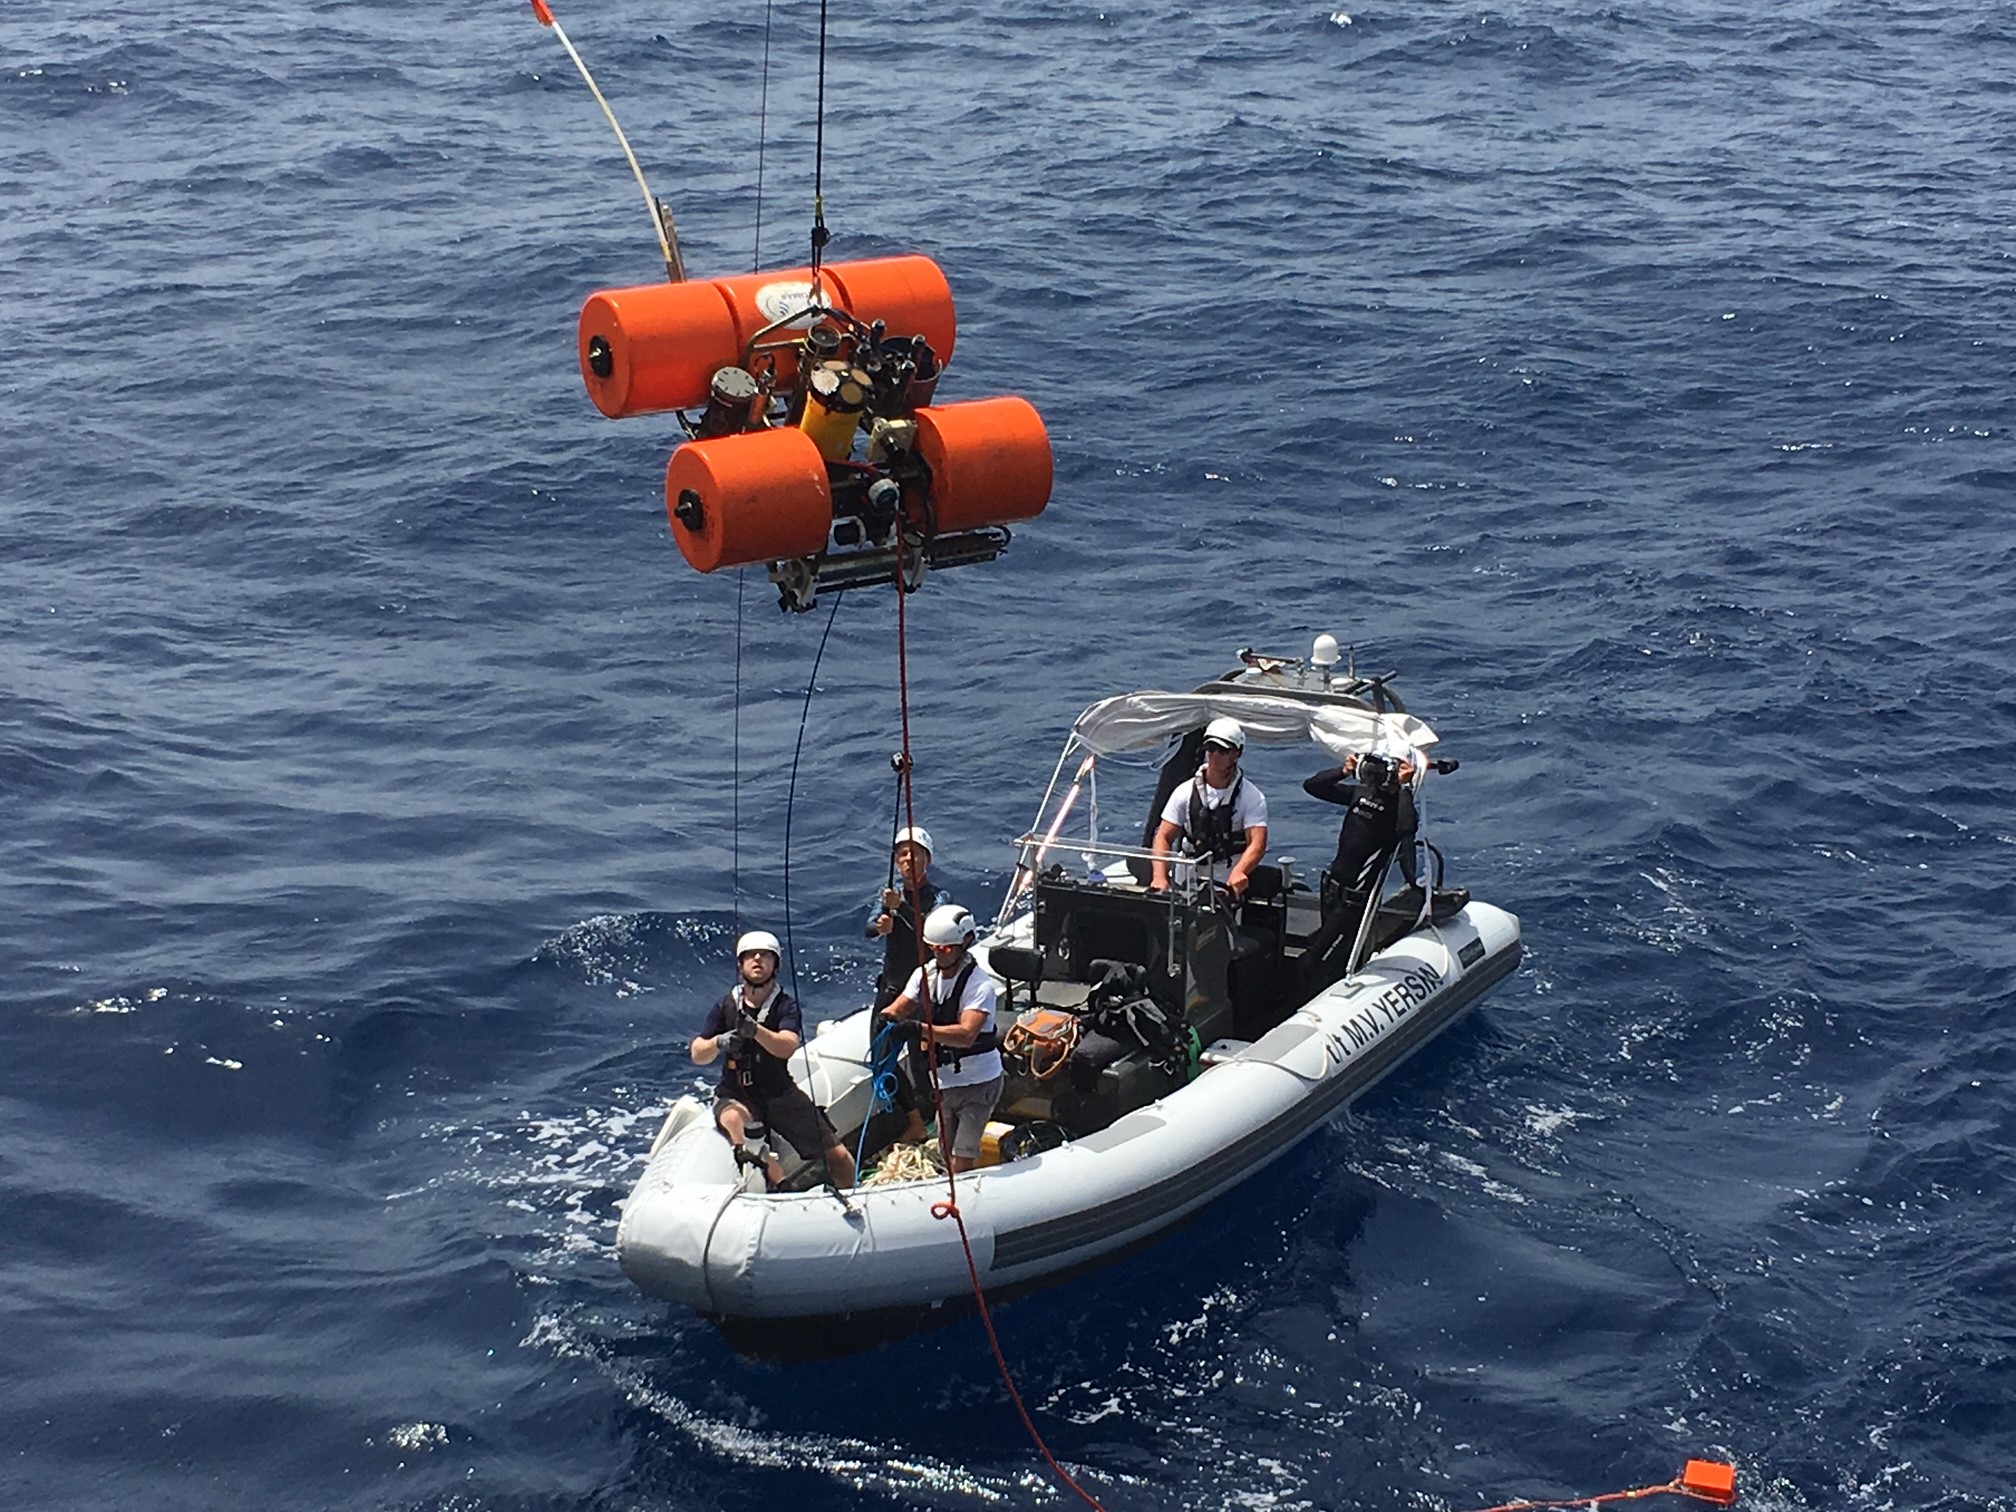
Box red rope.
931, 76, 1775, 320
889, 520, 1107, 1512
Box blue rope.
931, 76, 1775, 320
853, 1022, 903, 1175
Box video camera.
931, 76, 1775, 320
1355, 752, 1461, 789
1355, 752, 1399, 790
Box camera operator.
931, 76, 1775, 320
691, 930, 856, 1190
1299, 747, 1421, 988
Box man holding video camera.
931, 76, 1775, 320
690, 929, 856, 1190
1299, 746, 1422, 987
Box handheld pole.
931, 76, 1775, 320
529, 0, 685, 281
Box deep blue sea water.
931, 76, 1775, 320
6, 1, 2015, 1508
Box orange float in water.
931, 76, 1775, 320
912, 397, 1053, 532
580, 255, 958, 419
665, 427, 833, 573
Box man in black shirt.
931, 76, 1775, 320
691, 930, 856, 1190
866, 826, 949, 1142
866, 825, 950, 1008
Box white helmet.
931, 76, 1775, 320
922, 903, 976, 949
893, 825, 934, 857
734, 929, 782, 961
1201, 716, 1246, 752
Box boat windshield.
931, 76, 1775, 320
997, 685, 1436, 924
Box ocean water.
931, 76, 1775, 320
5, 0, 2014, 1508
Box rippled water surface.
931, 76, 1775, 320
5, 1, 2015, 1508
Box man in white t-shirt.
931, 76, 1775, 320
877, 904, 1003, 1173
1149, 716, 1269, 900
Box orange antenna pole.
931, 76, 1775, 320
527, 0, 685, 281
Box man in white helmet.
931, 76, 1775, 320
691, 930, 856, 1190
865, 825, 953, 1009
865, 824, 953, 1143
1149, 715, 1270, 900
878, 903, 1003, 1174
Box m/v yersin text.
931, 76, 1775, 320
1328, 962, 1444, 1056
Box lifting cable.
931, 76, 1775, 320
752, 0, 776, 268
730, 569, 745, 933
887, 510, 1108, 1512
754, 6, 1095, 1503
735, 0, 778, 932
808, 0, 832, 290
780, 590, 846, 1014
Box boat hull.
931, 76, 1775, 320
616, 901, 1520, 1344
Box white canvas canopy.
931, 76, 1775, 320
1069, 690, 1437, 762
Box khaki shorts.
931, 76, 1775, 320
937, 1077, 1003, 1161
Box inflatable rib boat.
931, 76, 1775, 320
617, 643, 1521, 1354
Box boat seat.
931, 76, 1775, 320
1035, 882, 1170, 987
1060, 910, 1153, 982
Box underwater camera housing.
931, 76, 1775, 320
1356, 752, 1397, 790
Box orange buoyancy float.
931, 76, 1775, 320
912, 397, 1053, 532
580, 255, 958, 419
665, 427, 833, 573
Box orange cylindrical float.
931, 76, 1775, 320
665, 427, 833, 573
578, 281, 740, 420
580, 255, 958, 420
912, 397, 1053, 532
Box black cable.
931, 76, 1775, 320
753, 0, 776, 268
732, 567, 745, 932
809, 0, 830, 279
781, 590, 846, 1008
885, 757, 907, 890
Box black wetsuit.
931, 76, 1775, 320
870, 879, 944, 1009
868, 878, 943, 1121
1300, 767, 1418, 986
1303, 768, 1418, 898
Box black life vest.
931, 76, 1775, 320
927, 958, 1000, 1069
715, 988, 798, 1100
1184, 771, 1248, 863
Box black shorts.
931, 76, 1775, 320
716, 1082, 839, 1160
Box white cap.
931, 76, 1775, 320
893, 825, 934, 856
735, 929, 782, 960
1202, 716, 1246, 752
1311, 633, 1341, 667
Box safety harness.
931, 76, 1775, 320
715, 986, 797, 1099
927, 958, 1000, 1071
1183, 770, 1248, 863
